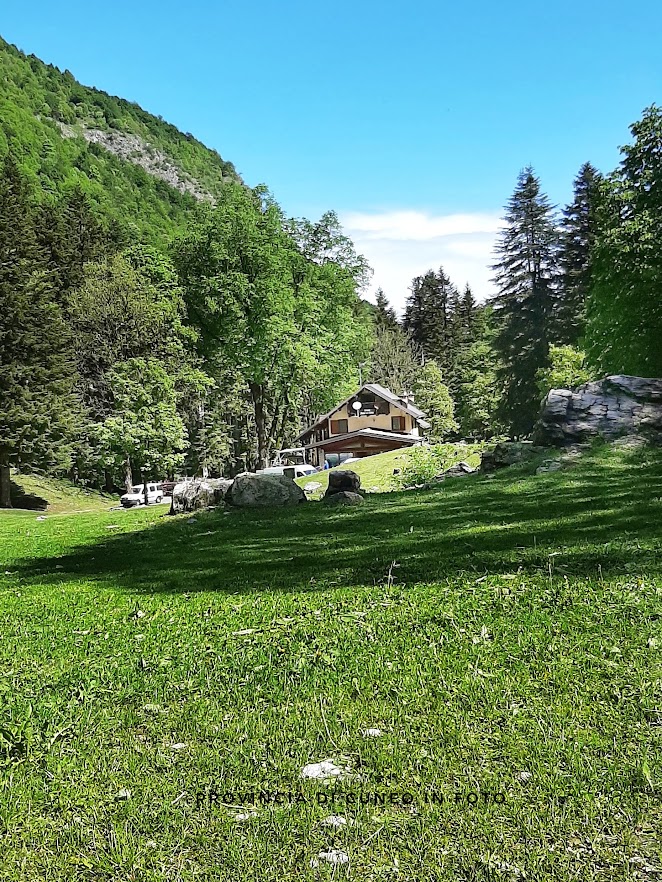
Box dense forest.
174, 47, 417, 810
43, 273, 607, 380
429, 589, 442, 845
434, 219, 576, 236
1, 35, 662, 506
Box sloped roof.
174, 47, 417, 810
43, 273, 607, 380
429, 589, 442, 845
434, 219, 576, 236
295, 383, 428, 441
300, 427, 423, 449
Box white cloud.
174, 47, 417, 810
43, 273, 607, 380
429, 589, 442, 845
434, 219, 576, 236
340, 209, 503, 314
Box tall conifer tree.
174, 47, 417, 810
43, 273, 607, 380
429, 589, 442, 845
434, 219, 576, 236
374, 287, 399, 330
403, 266, 458, 378
557, 162, 600, 344
491, 167, 559, 436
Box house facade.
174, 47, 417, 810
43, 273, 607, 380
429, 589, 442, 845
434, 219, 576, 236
295, 383, 429, 467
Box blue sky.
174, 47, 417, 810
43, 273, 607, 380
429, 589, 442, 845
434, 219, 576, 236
3, 1, 662, 308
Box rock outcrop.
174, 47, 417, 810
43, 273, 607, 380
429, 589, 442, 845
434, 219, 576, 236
534, 375, 662, 446
170, 479, 231, 514
56, 121, 216, 202
228, 473, 306, 507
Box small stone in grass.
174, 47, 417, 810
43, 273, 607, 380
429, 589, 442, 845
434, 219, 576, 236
301, 759, 349, 781
142, 704, 163, 714
170, 742, 187, 751
232, 810, 258, 821
114, 788, 132, 801
361, 727, 383, 738
517, 771, 532, 783
321, 815, 347, 827
313, 850, 350, 867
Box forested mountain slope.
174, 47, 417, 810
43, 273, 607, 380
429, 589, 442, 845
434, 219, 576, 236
0, 36, 239, 243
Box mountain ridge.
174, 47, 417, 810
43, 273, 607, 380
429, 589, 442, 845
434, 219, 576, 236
0, 35, 240, 242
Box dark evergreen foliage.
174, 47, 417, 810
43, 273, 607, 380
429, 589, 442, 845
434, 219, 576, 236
404, 267, 458, 379
491, 167, 559, 437
557, 162, 600, 344
374, 287, 399, 330
0, 155, 78, 506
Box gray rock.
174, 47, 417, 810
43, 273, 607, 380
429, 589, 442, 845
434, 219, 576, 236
481, 442, 546, 473
170, 479, 231, 514
534, 375, 662, 446
228, 473, 306, 507
436, 461, 476, 481
322, 491, 364, 506
324, 470, 361, 498
303, 481, 323, 494
535, 460, 563, 475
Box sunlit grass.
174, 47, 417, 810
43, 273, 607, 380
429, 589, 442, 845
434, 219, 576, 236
0, 444, 661, 880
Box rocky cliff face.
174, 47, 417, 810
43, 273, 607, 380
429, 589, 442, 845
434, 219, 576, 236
534, 376, 662, 446
57, 122, 215, 201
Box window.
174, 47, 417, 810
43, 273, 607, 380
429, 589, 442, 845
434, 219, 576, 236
330, 418, 348, 434
391, 415, 406, 432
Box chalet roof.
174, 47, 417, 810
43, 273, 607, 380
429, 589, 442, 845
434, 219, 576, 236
295, 383, 429, 441
300, 427, 422, 450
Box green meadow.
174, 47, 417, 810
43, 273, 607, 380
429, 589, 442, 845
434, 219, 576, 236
0, 443, 660, 880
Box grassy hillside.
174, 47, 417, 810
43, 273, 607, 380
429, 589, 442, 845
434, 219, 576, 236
5, 473, 115, 514
0, 443, 660, 879
296, 443, 485, 497
0, 36, 239, 243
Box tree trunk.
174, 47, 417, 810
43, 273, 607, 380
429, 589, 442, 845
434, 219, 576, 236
124, 455, 133, 492
0, 452, 11, 509
198, 401, 209, 478
104, 468, 114, 493
250, 382, 268, 469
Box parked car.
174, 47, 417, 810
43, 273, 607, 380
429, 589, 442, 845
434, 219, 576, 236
258, 464, 318, 479
285, 463, 318, 479
120, 483, 163, 508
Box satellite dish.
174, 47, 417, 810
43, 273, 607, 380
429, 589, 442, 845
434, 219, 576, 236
352, 401, 362, 412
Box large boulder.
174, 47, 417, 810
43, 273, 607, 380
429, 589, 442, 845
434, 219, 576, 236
534, 375, 662, 446
170, 478, 231, 515
324, 469, 361, 499
322, 490, 364, 506
481, 442, 546, 473
228, 473, 306, 507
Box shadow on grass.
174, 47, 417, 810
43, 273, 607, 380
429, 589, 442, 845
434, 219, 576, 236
15, 448, 662, 596
9, 480, 48, 511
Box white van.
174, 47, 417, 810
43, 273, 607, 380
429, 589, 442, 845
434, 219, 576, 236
120, 483, 163, 508
258, 464, 318, 479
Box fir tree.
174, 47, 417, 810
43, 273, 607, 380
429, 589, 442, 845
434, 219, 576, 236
374, 287, 399, 330
403, 266, 458, 378
491, 167, 559, 437
557, 162, 600, 344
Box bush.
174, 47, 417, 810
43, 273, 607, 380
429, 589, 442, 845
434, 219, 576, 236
398, 443, 484, 487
